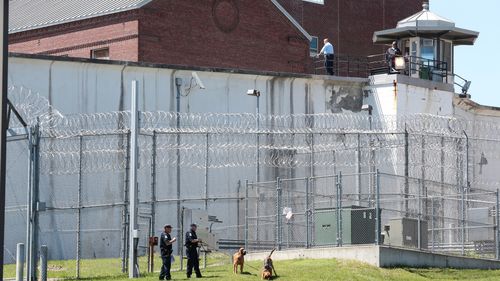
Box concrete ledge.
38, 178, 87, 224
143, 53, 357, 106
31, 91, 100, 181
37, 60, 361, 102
245, 245, 500, 269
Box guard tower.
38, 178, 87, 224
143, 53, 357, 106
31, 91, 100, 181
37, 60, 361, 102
372, 1, 478, 88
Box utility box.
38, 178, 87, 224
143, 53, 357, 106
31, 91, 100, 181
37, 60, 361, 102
385, 217, 428, 249
468, 207, 494, 242
314, 206, 378, 245
182, 209, 219, 251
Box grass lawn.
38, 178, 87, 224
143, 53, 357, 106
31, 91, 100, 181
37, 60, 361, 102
4, 255, 500, 281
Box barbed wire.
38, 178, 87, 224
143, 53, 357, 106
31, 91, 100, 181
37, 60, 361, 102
7, 85, 500, 189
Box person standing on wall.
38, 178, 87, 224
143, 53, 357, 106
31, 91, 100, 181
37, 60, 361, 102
185, 223, 202, 278
318, 38, 335, 75
159, 224, 177, 280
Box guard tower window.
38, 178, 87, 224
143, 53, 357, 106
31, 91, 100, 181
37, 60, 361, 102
91, 48, 110, 60
303, 0, 324, 4
310, 36, 319, 56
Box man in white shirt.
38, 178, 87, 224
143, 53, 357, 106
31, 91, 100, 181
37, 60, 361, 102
318, 38, 335, 75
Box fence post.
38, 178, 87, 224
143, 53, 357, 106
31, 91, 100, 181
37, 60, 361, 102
244, 180, 249, 250
305, 178, 310, 249
375, 170, 381, 245
40, 245, 48, 281
76, 135, 83, 279
417, 179, 422, 250
16, 243, 24, 281
335, 175, 340, 247
496, 188, 500, 260
431, 196, 435, 252
276, 178, 282, 250
339, 172, 343, 247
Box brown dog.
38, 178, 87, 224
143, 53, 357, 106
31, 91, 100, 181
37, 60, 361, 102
261, 248, 277, 280
233, 247, 246, 274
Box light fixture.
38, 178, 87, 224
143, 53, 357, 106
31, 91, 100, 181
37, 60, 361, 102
361, 104, 373, 115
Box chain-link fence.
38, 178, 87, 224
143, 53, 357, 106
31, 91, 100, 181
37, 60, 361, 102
244, 172, 500, 260
5, 85, 500, 278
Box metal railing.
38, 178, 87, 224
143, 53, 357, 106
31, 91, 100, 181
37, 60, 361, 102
312, 54, 369, 77
367, 54, 449, 83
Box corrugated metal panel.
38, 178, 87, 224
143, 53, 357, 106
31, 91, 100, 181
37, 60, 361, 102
9, 0, 153, 33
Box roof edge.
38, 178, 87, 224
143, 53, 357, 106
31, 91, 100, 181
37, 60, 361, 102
9, 0, 153, 34
269, 0, 312, 42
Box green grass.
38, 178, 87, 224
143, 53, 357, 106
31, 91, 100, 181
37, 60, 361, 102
4, 256, 500, 281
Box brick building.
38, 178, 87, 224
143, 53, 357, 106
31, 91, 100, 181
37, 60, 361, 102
277, 0, 423, 57
9, 0, 422, 74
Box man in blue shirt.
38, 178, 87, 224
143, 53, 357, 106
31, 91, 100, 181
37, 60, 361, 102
318, 38, 335, 75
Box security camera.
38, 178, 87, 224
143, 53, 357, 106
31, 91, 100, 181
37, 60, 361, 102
191, 72, 206, 89
246, 89, 261, 97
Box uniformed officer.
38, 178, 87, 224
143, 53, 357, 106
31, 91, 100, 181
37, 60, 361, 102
159, 224, 177, 280
185, 223, 202, 278
386, 41, 402, 72
318, 38, 335, 75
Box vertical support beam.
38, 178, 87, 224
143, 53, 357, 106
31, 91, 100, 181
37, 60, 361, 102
496, 189, 500, 260
404, 127, 409, 216
39, 245, 48, 281
375, 170, 381, 245
128, 80, 139, 278
203, 132, 209, 269
440, 136, 445, 244
76, 136, 83, 278
244, 180, 249, 250
335, 175, 340, 247
338, 172, 343, 247
276, 178, 282, 250
26, 123, 40, 281
420, 134, 426, 218
355, 134, 361, 206
0, 2, 8, 278
417, 179, 422, 250
16, 243, 24, 281
431, 196, 435, 252
175, 78, 182, 257
305, 178, 310, 249
255, 95, 260, 244
149, 131, 157, 273
121, 132, 131, 273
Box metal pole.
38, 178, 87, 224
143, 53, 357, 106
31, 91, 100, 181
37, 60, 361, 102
40, 245, 48, 281
404, 127, 409, 216
244, 180, 249, 250
121, 132, 131, 273
175, 78, 182, 257
27, 123, 39, 281
128, 80, 139, 278
0, 1, 8, 278
375, 170, 381, 245
255, 95, 260, 244
276, 177, 282, 250
305, 178, 310, 248
417, 179, 422, 250
496, 188, 500, 260
431, 196, 435, 252
335, 175, 340, 247
204, 133, 209, 269
76, 136, 83, 278
338, 172, 343, 247
150, 132, 157, 273
356, 133, 361, 205
16, 243, 24, 281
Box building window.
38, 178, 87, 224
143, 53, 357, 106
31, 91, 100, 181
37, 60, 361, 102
310, 36, 319, 56
303, 0, 324, 4
91, 48, 110, 60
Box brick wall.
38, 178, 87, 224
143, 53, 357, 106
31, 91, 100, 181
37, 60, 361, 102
9, 13, 140, 61
138, 0, 310, 73
277, 0, 423, 56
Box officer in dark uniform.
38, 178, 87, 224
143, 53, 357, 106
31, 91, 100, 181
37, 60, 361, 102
386, 41, 402, 72
159, 224, 177, 280
185, 223, 202, 278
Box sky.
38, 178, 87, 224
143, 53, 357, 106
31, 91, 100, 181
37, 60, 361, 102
431, 0, 500, 107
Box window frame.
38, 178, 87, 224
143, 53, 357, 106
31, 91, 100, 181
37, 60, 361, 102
91, 47, 110, 60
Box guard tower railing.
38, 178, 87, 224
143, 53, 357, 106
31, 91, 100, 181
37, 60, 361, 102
367, 54, 449, 83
